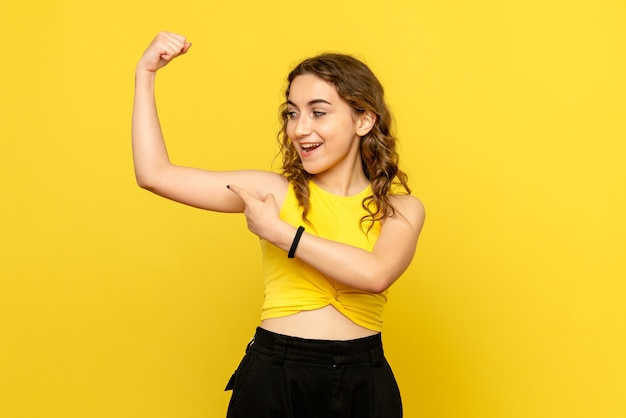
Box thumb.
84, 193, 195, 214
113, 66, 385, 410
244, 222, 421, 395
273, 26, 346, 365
180, 41, 192, 55
263, 193, 276, 204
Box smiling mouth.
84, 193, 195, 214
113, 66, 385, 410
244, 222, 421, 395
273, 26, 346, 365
301, 143, 322, 152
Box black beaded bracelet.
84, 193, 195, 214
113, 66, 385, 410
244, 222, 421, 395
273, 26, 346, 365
287, 226, 305, 259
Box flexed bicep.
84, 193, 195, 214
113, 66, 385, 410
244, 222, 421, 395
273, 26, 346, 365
132, 32, 288, 214
139, 168, 286, 214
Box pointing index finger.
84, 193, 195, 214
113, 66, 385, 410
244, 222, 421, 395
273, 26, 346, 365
226, 184, 250, 201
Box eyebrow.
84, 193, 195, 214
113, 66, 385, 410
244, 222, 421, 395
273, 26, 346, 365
287, 99, 332, 107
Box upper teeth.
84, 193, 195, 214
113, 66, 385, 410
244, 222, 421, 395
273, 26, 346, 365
302, 143, 321, 150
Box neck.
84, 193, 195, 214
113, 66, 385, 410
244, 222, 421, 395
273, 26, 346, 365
312, 163, 369, 197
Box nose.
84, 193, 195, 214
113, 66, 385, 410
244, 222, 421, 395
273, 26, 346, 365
294, 114, 312, 137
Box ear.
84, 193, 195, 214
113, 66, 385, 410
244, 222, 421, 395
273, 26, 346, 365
355, 110, 376, 137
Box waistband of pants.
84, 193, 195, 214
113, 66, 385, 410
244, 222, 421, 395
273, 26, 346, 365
248, 327, 384, 367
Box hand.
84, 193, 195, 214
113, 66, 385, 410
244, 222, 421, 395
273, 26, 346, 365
227, 184, 281, 241
137, 31, 191, 73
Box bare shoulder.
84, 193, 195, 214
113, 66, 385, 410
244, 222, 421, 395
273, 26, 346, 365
389, 194, 425, 215
387, 194, 426, 228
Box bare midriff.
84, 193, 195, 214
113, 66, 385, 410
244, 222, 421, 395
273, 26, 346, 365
260, 305, 379, 341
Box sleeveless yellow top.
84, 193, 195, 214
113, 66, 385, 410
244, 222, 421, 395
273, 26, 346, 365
260, 181, 386, 332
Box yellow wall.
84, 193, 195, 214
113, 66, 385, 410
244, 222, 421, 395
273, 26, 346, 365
1, 1, 625, 417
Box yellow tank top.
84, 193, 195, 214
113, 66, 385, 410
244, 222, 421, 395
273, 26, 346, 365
260, 181, 386, 332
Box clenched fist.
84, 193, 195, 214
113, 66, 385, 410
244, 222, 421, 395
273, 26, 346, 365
136, 31, 192, 73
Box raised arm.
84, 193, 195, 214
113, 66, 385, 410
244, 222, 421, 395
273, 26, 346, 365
132, 32, 285, 212
228, 185, 425, 293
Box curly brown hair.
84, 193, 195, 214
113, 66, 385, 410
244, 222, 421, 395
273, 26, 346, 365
277, 53, 410, 231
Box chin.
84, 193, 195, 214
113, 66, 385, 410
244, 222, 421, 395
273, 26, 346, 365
300, 162, 323, 175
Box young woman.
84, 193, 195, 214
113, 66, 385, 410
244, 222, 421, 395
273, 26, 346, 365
133, 31, 425, 418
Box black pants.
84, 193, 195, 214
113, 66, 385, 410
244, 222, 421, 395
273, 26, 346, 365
225, 327, 403, 418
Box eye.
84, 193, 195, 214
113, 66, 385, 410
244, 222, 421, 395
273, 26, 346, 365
313, 111, 326, 118
286, 111, 298, 119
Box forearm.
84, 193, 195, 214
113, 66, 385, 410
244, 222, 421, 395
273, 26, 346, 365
268, 222, 402, 294
131, 70, 171, 188
229, 186, 423, 294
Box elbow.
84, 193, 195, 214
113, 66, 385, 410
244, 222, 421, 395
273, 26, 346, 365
366, 281, 393, 294
133, 161, 172, 191
364, 283, 387, 294
134, 172, 151, 190
134, 170, 159, 192
134, 163, 166, 191
362, 270, 397, 294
